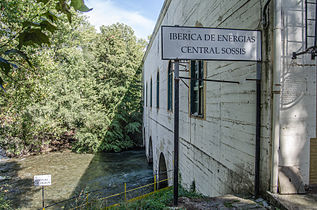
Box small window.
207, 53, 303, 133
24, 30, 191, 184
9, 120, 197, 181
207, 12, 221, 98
167, 62, 173, 111
190, 60, 204, 117
156, 71, 160, 108
150, 78, 152, 107
146, 82, 148, 107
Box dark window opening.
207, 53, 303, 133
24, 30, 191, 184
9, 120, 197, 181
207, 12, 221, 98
150, 78, 152, 107
190, 60, 204, 117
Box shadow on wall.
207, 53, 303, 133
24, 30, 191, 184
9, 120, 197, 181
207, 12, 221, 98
278, 0, 314, 194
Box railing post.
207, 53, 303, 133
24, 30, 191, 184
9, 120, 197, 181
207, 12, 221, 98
154, 175, 157, 192
124, 183, 127, 202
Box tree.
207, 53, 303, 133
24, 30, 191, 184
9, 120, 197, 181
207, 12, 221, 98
0, 0, 91, 90
0, 19, 146, 155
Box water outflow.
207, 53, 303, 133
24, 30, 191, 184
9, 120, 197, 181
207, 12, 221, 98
0, 150, 153, 209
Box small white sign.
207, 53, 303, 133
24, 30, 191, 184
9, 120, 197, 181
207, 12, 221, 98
34, 175, 51, 186
161, 26, 261, 61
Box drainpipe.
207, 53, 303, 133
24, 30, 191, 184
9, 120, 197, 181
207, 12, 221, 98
255, 62, 261, 197
271, 0, 282, 194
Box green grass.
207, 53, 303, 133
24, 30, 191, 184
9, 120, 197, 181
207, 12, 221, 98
108, 186, 205, 210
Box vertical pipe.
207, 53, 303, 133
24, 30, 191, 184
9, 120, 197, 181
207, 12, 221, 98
173, 59, 179, 206
271, 0, 282, 194
255, 62, 261, 197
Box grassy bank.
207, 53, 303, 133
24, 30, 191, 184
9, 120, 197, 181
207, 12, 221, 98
83, 186, 204, 210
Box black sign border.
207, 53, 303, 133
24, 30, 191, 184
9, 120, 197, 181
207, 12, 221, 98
161, 25, 262, 62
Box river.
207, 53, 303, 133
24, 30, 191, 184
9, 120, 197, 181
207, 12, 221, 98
0, 150, 153, 209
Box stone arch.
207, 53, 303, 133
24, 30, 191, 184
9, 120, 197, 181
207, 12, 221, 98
158, 152, 168, 189
148, 136, 153, 163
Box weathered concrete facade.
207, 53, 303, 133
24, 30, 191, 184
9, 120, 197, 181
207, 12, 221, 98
143, 0, 316, 196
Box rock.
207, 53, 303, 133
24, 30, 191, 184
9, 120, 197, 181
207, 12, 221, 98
0, 176, 11, 181
262, 200, 269, 208
0, 147, 8, 161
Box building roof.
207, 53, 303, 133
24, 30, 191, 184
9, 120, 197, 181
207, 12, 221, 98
142, 0, 171, 63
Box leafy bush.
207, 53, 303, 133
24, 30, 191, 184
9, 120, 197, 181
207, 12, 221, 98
0, 193, 12, 210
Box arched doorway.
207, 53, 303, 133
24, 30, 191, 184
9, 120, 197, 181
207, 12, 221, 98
148, 137, 153, 163
158, 153, 168, 189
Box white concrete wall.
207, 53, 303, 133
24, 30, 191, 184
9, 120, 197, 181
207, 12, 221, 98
278, 0, 316, 188
143, 0, 302, 196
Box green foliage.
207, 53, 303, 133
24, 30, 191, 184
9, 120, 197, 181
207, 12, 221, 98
0, 3, 145, 155
0, 0, 91, 89
0, 193, 12, 210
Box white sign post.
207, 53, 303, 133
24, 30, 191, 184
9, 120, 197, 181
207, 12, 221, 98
34, 175, 51, 186
161, 26, 261, 61
34, 175, 51, 209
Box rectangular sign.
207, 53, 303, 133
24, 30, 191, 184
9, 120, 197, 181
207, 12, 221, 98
161, 26, 261, 61
34, 175, 51, 186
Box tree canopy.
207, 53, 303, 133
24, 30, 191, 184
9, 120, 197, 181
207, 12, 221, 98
0, 1, 145, 156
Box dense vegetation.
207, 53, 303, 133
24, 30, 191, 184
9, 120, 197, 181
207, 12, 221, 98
0, 0, 145, 156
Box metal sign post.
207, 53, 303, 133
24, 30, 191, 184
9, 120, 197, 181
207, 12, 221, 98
161, 25, 262, 205
34, 175, 51, 210
255, 61, 261, 197
42, 186, 45, 209
173, 59, 179, 206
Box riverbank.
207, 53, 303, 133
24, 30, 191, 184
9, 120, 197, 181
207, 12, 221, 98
1, 136, 144, 158
0, 149, 151, 209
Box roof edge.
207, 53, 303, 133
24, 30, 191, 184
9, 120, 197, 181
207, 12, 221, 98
142, 0, 171, 63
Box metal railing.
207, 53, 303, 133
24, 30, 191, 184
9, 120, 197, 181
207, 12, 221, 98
43, 170, 173, 209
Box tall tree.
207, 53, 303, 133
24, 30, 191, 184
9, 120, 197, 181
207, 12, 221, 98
0, 0, 91, 89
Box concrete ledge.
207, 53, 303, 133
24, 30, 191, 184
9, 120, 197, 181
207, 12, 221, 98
265, 191, 317, 210
264, 191, 288, 210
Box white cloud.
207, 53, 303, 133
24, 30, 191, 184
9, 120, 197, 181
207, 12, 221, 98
84, 0, 155, 39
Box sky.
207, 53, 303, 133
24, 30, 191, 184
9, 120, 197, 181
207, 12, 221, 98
84, 0, 165, 39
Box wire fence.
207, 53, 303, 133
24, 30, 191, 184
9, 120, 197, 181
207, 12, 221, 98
43, 170, 173, 209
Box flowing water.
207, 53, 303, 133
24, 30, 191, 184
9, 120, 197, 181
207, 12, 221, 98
0, 150, 153, 209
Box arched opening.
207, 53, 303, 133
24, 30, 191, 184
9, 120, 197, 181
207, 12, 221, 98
158, 153, 168, 189
148, 137, 153, 164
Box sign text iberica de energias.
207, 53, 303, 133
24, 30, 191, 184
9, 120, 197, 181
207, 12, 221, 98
161, 26, 261, 61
